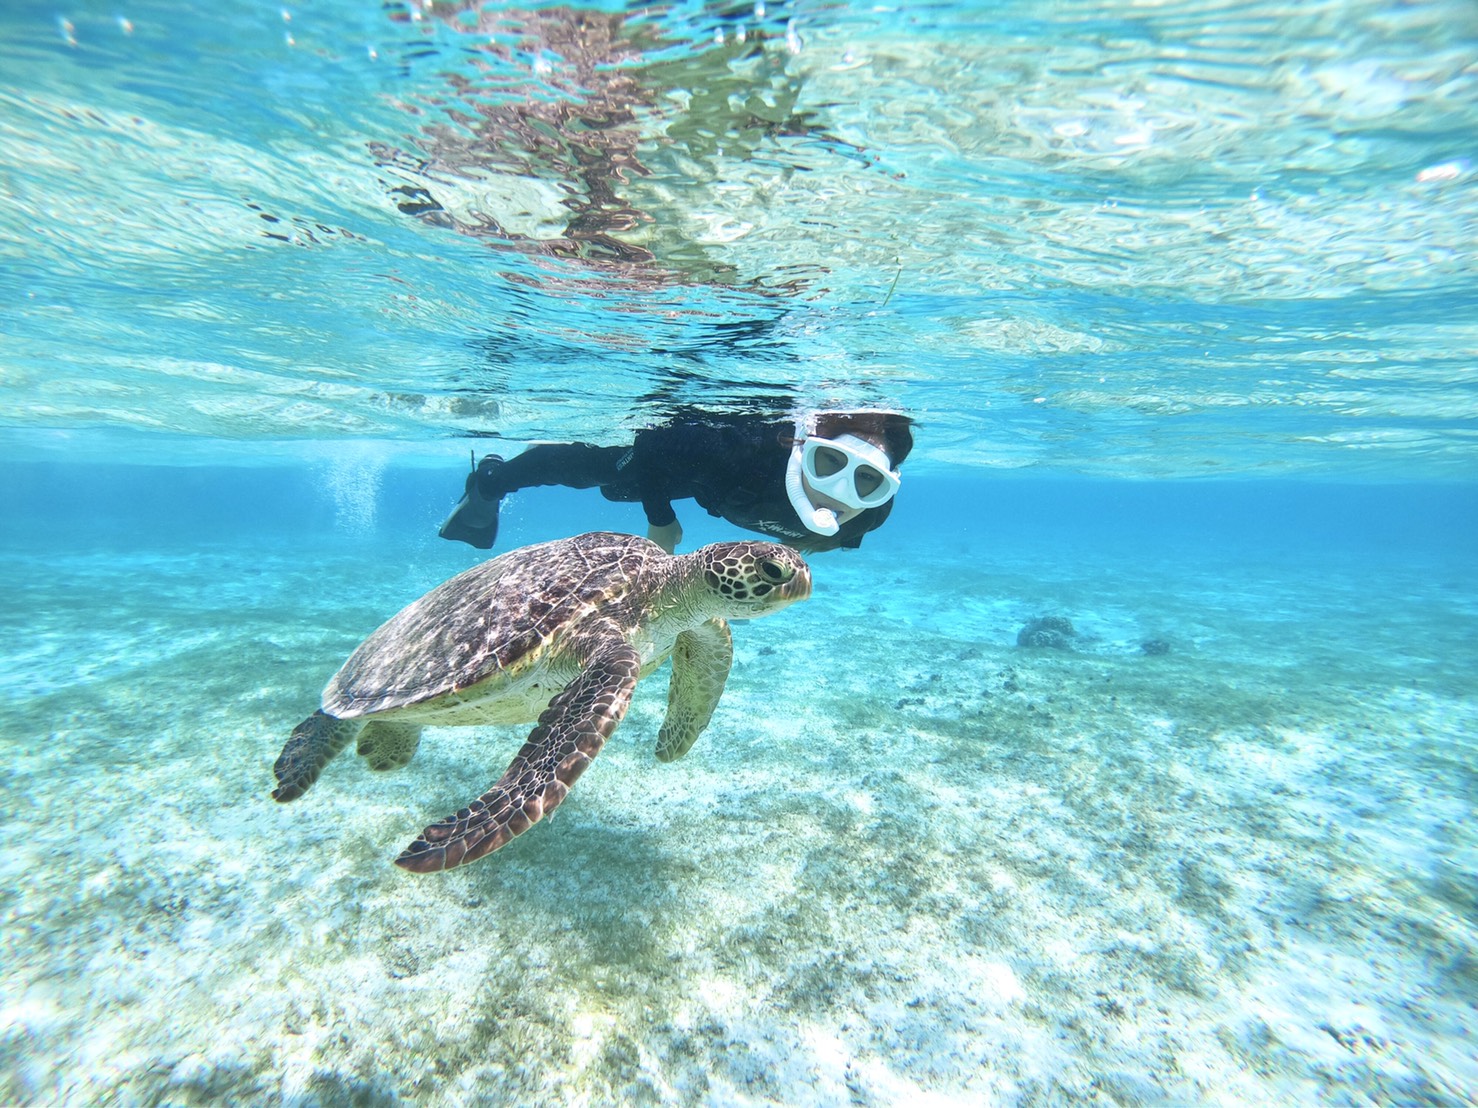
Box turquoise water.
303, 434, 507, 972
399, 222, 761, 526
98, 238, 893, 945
3, 0, 1477, 1103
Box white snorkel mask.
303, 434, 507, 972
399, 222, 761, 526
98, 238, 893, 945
785, 430, 902, 536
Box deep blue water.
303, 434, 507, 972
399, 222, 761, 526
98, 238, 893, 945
5, 463, 1475, 567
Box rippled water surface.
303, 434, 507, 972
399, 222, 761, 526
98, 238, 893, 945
5, 0, 1476, 472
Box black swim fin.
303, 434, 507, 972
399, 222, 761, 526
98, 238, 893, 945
437, 455, 505, 549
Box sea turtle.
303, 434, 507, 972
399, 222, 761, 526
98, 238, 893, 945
272, 531, 811, 872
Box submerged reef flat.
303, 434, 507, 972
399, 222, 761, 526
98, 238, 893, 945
1, 535, 1474, 1105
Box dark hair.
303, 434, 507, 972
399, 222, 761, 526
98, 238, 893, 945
812, 410, 915, 467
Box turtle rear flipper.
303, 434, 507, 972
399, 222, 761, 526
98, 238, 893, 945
655, 618, 732, 762
395, 643, 641, 873
357, 721, 423, 771
273, 710, 362, 802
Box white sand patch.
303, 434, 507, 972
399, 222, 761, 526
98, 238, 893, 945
1, 538, 1474, 1103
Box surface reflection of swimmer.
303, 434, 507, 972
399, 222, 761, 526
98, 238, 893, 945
439, 410, 914, 553
376, 4, 814, 280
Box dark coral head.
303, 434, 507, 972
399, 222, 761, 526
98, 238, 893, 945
697, 541, 811, 615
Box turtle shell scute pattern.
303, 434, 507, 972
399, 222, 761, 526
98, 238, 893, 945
323, 533, 661, 718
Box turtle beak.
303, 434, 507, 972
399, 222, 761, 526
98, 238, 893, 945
784, 564, 812, 603
767, 561, 811, 608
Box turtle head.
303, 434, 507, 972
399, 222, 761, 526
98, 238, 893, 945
693, 541, 811, 618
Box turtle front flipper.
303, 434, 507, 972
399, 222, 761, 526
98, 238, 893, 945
273, 710, 363, 802
394, 643, 641, 873
655, 618, 733, 762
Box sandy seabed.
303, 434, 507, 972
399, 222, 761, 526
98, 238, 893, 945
1, 532, 1474, 1105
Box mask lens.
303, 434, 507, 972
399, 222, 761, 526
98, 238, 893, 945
854, 466, 884, 498
811, 446, 849, 478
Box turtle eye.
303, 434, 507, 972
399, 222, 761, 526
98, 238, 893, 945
759, 558, 791, 583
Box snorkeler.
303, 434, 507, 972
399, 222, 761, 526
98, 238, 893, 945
438, 410, 913, 554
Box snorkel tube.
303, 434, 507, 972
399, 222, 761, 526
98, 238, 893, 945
786, 439, 840, 536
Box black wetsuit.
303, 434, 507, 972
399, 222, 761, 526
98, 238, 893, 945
485, 417, 894, 552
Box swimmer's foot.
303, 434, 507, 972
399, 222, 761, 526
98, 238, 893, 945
438, 455, 505, 549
